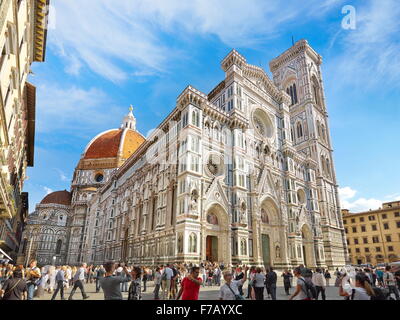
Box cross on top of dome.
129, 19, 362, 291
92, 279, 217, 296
121, 105, 136, 130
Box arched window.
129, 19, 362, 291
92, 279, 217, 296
296, 122, 303, 138
240, 239, 247, 255
56, 239, 62, 254
191, 109, 200, 127
286, 83, 298, 106
312, 76, 321, 106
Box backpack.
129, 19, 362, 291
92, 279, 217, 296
161, 271, 167, 281
299, 278, 317, 300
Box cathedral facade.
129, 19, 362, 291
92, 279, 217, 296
20, 40, 349, 269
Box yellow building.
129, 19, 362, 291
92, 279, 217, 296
0, 0, 49, 260
342, 200, 400, 266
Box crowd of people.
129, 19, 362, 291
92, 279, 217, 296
0, 259, 399, 301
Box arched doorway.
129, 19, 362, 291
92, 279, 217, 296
259, 197, 280, 268
301, 224, 315, 268
204, 203, 229, 263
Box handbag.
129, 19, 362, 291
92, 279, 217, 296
226, 283, 245, 300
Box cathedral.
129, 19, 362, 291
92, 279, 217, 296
19, 40, 349, 269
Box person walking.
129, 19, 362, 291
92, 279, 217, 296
176, 266, 202, 300
384, 265, 400, 300
153, 267, 162, 300
219, 266, 248, 300
252, 267, 265, 300
128, 266, 142, 300
161, 264, 173, 300
0, 266, 27, 300
312, 268, 326, 300
68, 263, 90, 300
26, 260, 41, 300
99, 262, 131, 300
95, 265, 105, 293
282, 270, 292, 295
234, 267, 245, 296
324, 269, 331, 287
265, 267, 277, 300
289, 267, 311, 300
142, 267, 148, 292
51, 266, 67, 300
246, 267, 256, 299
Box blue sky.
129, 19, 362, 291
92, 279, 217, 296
24, 0, 400, 213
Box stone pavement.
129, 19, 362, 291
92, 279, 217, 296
38, 280, 344, 301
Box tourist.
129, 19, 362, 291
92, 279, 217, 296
176, 266, 202, 300
234, 266, 245, 296
324, 269, 331, 286
161, 263, 173, 299
375, 268, 384, 287
65, 266, 72, 289
26, 260, 41, 300
51, 266, 67, 300
200, 266, 206, 287
339, 273, 375, 300
384, 265, 400, 300
142, 267, 148, 292
312, 268, 326, 300
289, 267, 311, 300
0, 266, 27, 300
219, 266, 248, 300
128, 266, 142, 300
334, 268, 341, 287
68, 262, 90, 300
282, 270, 292, 295
265, 267, 277, 300
246, 266, 256, 298
252, 267, 265, 300
95, 265, 105, 293
99, 262, 131, 300
153, 267, 162, 300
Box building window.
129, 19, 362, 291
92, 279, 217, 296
359, 217, 364, 222
351, 218, 355, 223
372, 225, 377, 231
345, 228, 348, 233
386, 235, 392, 242
363, 237, 368, 244
388, 246, 394, 252
361, 226, 366, 232
382, 214, 387, 219
372, 236, 379, 243
365, 247, 370, 253
397, 221, 400, 228
384, 223, 389, 230
352, 227, 357, 233
355, 248, 360, 253
368, 215, 375, 221
394, 212, 399, 218
354, 238, 359, 244
376, 247, 381, 252
286, 83, 298, 106
296, 122, 303, 138
188, 233, 197, 253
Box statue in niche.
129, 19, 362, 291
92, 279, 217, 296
189, 189, 198, 213
239, 202, 247, 224
275, 246, 281, 258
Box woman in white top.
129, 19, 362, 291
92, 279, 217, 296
289, 267, 309, 300
219, 266, 248, 300
339, 273, 374, 300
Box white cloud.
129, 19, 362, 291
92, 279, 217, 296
49, 0, 343, 82
35, 83, 122, 136
339, 186, 382, 212
330, 0, 400, 88
43, 186, 53, 195
54, 168, 70, 182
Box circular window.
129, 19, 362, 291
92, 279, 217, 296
206, 154, 224, 177
252, 109, 274, 138
95, 173, 104, 183
297, 189, 306, 204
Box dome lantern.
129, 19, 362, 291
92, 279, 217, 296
121, 105, 136, 131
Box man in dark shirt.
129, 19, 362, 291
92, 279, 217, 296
96, 265, 105, 293
99, 262, 131, 300
0, 267, 27, 300
51, 266, 66, 300
265, 267, 278, 300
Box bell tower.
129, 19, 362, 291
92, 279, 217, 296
269, 40, 348, 267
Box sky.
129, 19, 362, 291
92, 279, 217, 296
24, 0, 400, 213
